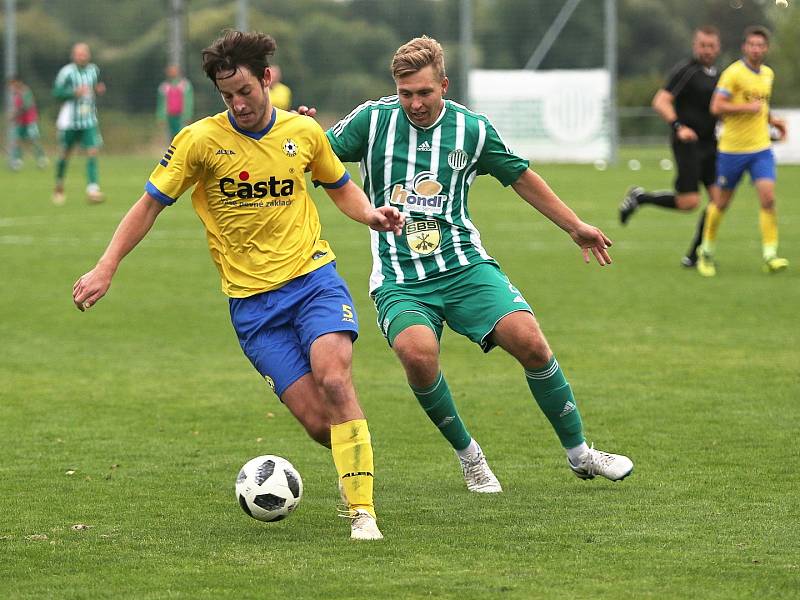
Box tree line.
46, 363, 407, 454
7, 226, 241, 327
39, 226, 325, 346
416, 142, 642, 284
4, 0, 797, 137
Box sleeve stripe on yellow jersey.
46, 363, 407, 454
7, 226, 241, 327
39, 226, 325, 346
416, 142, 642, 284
313, 172, 351, 189
145, 180, 176, 205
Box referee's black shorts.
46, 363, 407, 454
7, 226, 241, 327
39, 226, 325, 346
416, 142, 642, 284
671, 137, 717, 194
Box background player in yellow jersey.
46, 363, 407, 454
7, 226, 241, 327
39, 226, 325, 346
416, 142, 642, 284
71, 30, 403, 541
268, 65, 292, 111
698, 26, 788, 277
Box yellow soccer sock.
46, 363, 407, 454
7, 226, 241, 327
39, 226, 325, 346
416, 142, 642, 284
701, 203, 723, 255
759, 209, 779, 260
331, 419, 375, 518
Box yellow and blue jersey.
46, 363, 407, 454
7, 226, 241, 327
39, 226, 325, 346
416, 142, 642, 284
146, 108, 350, 298
715, 60, 774, 153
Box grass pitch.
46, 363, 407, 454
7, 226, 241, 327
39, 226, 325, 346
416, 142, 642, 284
1, 151, 798, 599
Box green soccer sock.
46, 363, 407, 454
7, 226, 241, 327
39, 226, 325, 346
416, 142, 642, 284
56, 158, 67, 181
411, 372, 472, 452
525, 356, 585, 449
87, 156, 98, 186
33, 141, 46, 161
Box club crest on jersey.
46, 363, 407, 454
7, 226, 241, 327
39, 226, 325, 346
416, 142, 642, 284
390, 171, 446, 214
447, 149, 469, 171
405, 219, 441, 255
282, 138, 298, 157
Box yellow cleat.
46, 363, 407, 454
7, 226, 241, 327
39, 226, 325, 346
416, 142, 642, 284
697, 253, 716, 277
763, 257, 789, 273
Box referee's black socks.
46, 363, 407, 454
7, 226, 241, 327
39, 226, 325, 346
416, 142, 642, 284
637, 190, 678, 209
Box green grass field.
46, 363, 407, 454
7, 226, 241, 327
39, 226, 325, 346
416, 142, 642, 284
1, 151, 798, 599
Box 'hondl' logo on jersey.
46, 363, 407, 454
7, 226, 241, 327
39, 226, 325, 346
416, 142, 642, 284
390, 171, 447, 213
219, 170, 294, 199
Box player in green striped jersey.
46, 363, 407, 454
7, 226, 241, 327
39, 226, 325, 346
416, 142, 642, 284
326, 37, 634, 488
52, 43, 106, 205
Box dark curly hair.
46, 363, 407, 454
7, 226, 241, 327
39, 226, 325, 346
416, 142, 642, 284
201, 30, 276, 87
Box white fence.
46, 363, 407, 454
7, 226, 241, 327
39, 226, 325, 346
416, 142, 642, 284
469, 69, 611, 163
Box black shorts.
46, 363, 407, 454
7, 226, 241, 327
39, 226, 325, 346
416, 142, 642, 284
671, 137, 717, 194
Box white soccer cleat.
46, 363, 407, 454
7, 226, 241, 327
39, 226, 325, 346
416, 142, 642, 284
458, 449, 502, 493
349, 509, 383, 541
569, 445, 634, 481
86, 183, 105, 204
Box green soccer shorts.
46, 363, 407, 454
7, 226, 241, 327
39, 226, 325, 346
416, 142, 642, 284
372, 261, 533, 352
58, 126, 103, 150
15, 123, 40, 141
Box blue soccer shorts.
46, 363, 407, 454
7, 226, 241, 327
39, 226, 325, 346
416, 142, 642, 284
229, 262, 359, 399
716, 148, 776, 189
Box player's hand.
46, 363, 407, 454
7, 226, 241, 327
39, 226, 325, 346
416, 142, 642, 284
95, 82, 106, 95
570, 222, 612, 266
294, 105, 317, 118
367, 206, 405, 235
676, 125, 698, 143
72, 265, 113, 312
75, 85, 90, 98
771, 118, 787, 141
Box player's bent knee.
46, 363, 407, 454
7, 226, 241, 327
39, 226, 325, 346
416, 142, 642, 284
394, 342, 439, 383
676, 193, 700, 211
314, 371, 355, 404
522, 343, 552, 370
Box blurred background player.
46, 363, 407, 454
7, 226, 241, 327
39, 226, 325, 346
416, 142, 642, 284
268, 64, 292, 111
698, 25, 788, 277
52, 42, 106, 205
619, 26, 721, 268
156, 64, 194, 141
7, 75, 48, 171
71, 30, 403, 541
326, 36, 633, 491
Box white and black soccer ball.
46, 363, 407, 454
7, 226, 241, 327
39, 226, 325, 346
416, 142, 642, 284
236, 455, 303, 522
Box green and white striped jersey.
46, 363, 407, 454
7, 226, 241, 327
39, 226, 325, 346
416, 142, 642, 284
53, 62, 101, 130
327, 96, 528, 292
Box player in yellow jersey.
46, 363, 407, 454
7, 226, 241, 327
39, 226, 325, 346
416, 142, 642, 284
268, 65, 292, 111
698, 26, 788, 277
71, 31, 403, 541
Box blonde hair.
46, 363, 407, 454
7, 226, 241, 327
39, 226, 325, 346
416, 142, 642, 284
391, 36, 446, 81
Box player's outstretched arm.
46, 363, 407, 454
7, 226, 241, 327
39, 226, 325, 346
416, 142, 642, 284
511, 169, 612, 266
325, 180, 404, 235
72, 193, 165, 312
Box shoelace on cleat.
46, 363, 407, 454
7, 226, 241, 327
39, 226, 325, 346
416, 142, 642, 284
581, 445, 616, 476
461, 453, 494, 485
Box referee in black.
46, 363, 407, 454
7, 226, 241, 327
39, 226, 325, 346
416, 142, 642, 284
619, 25, 721, 267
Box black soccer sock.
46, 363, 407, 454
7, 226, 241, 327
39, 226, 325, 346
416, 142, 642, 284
686, 207, 707, 260
637, 191, 678, 209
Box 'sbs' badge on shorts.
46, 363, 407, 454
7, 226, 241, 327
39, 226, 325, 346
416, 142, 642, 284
405, 219, 441, 255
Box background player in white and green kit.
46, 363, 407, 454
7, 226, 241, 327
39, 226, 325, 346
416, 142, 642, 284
52, 42, 106, 205
326, 36, 634, 489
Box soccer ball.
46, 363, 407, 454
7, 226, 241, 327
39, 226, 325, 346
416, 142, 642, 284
235, 455, 303, 522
